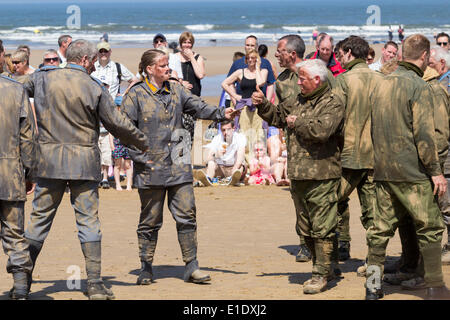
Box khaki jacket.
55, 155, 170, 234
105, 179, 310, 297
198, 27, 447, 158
334, 59, 384, 170
371, 63, 442, 181
256, 83, 344, 180
121, 80, 226, 187
23, 64, 149, 181
0, 76, 36, 201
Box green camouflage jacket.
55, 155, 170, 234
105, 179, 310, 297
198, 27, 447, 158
371, 62, 442, 181
276, 68, 301, 105
334, 59, 384, 170
23, 64, 149, 181
121, 80, 226, 188
0, 76, 36, 201
423, 68, 450, 171
256, 82, 344, 180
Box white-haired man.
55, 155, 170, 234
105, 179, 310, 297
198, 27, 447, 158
429, 45, 450, 92
252, 59, 345, 294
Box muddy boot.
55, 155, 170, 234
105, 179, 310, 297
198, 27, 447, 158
137, 233, 158, 285
330, 235, 341, 280
442, 244, 450, 265
401, 277, 426, 290
338, 240, 350, 261
310, 238, 333, 291
365, 265, 384, 300
10, 238, 43, 298
178, 231, 210, 284
303, 275, 327, 294
81, 241, 115, 300
421, 242, 445, 289
10, 272, 30, 300
357, 258, 368, 277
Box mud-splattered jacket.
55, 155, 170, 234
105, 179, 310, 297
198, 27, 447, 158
121, 80, 226, 187
23, 64, 149, 181
371, 62, 442, 181
334, 59, 384, 170
256, 82, 344, 180
0, 75, 36, 201
423, 67, 450, 172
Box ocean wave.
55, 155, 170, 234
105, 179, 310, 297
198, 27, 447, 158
185, 24, 214, 31
327, 25, 360, 31
282, 26, 316, 32
15, 26, 66, 32
250, 24, 264, 29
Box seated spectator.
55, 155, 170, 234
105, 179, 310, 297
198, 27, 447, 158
195, 120, 246, 187
271, 132, 290, 186
246, 141, 275, 185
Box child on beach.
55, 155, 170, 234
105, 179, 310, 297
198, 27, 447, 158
246, 142, 275, 185
110, 134, 133, 191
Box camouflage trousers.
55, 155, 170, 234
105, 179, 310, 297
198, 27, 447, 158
137, 182, 198, 263
367, 180, 445, 287
337, 168, 376, 242
25, 178, 102, 244
0, 200, 32, 274
438, 177, 450, 230
290, 179, 339, 239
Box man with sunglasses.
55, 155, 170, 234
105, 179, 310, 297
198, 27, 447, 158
151, 33, 183, 81
42, 49, 61, 67
436, 32, 449, 51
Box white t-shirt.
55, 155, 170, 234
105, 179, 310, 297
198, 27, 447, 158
369, 58, 382, 72
206, 131, 246, 166
92, 60, 135, 100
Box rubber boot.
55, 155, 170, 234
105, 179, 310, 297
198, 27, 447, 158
338, 240, 350, 261
14, 238, 43, 295
398, 220, 420, 272
303, 238, 331, 294
81, 241, 115, 300
137, 233, 158, 285
330, 234, 342, 279
10, 272, 29, 300
365, 264, 384, 300
420, 242, 445, 289
178, 231, 210, 284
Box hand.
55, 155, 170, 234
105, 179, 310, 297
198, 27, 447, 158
26, 181, 36, 195
224, 107, 241, 120
182, 80, 193, 90
286, 115, 298, 129
182, 48, 194, 60
251, 85, 265, 105
256, 56, 261, 69
432, 175, 447, 197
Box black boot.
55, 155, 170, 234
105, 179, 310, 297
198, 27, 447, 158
10, 272, 30, 300
178, 231, 210, 284
296, 244, 312, 262
338, 241, 350, 261
136, 233, 158, 285
11, 238, 43, 296
81, 242, 115, 300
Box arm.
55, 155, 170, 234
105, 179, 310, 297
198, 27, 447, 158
232, 141, 246, 172
255, 60, 268, 87
252, 86, 290, 128
186, 52, 205, 79
179, 85, 226, 121
222, 70, 242, 105
19, 88, 36, 181
412, 85, 442, 178
98, 87, 149, 152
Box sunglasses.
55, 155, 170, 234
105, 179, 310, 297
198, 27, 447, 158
437, 42, 448, 46
44, 57, 59, 62
154, 39, 165, 44
99, 49, 110, 54
12, 61, 22, 65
